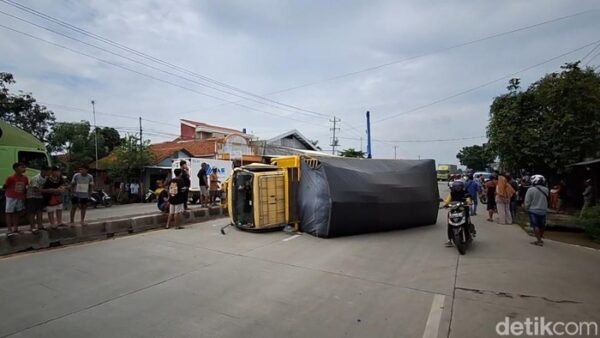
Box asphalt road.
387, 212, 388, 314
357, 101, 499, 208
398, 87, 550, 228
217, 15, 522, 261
0, 183, 598, 338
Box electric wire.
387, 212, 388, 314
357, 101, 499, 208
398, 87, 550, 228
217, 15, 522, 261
373, 38, 600, 124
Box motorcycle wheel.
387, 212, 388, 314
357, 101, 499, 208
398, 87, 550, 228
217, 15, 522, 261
104, 200, 113, 207
453, 231, 466, 255
480, 194, 487, 204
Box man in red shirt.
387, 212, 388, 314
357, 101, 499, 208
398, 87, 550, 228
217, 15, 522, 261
4, 162, 28, 235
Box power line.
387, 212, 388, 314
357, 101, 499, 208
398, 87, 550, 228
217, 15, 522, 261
0, 10, 329, 122
0, 23, 325, 128
585, 50, 600, 66
581, 42, 600, 63
0, 0, 332, 120
338, 135, 486, 144
203, 8, 600, 101
40, 102, 181, 128
373, 38, 600, 124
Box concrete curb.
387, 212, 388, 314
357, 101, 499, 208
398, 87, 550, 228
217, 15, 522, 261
0, 206, 228, 256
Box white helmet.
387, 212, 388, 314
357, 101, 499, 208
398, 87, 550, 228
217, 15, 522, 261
531, 174, 545, 186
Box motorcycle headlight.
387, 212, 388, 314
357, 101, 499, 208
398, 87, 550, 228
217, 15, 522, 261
450, 212, 463, 218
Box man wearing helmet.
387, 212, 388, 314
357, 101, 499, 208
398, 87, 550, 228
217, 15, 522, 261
442, 180, 476, 247
524, 175, 549, 246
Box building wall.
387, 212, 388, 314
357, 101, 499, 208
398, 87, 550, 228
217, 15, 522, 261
279, 136, 307, 149
181, 124, 196, 140
157, 151, 191, 167
221, 134, 254, 159
196, 131, 227, 140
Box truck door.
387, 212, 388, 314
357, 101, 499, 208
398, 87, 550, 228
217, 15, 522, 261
256, 174, 286, 228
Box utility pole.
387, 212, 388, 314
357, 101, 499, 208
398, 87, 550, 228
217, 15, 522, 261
139, 117, 143, 152
366, 111, 372, 159
394, 146, 398, 160
329, 116, 340, 155
91, 100, 98, 180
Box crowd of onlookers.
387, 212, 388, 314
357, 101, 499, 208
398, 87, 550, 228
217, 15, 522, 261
158, 160, 222, 229
456, 171, 595, 246
3, 159, 227, 236
3, 163, 95, 236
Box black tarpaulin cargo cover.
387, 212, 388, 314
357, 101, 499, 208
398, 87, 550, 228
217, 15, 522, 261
298, 158, 439, 238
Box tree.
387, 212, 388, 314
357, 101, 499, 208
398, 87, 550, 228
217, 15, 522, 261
108, 135, 154, 181
47, 121, 121, 173
456, 145, 495, 171
97, 127, 122, 154
339, 148, 366, 158
0, 72, 55, 141
487, 63, 600, 175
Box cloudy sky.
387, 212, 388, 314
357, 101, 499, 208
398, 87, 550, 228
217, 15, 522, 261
1, 0, 599, 164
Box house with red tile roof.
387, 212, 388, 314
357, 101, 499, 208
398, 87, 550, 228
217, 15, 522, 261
92, 119, 323, 199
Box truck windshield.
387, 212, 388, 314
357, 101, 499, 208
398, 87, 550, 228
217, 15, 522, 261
18, 151, 49, 170
232, 173, 253, 226
437, 170, 449, 174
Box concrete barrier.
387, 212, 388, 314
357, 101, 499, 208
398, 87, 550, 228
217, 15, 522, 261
0, 207, 226, 256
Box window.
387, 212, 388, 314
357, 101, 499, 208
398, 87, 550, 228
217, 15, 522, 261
18, 151, 49, 170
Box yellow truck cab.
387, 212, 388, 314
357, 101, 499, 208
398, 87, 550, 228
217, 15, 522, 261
227, 156, 302, 231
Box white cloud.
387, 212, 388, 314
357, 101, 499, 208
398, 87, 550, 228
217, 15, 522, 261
1, 0, 598, 163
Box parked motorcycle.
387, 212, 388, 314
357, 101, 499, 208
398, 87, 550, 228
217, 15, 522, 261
144, 189, 156, 203
445, 201, 474, 255
89, 190, 112, 208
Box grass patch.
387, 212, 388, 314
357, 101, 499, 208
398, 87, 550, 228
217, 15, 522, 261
514, 208, 600, 250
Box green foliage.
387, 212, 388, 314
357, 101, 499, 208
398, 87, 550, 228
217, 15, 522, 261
98, 127, 122, 153
0, 72, 55, 141
47, 122, 122, 174
456, 144, 496, 171
108, 135, 154, 181
487, 63, 600, 174
339, 148, 366, 158
578, 206, 600, 241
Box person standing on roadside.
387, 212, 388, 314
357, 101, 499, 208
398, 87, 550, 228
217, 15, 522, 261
465, 174, 481, 216
486, 175, 498, 222
209, 168, 221, 206
179, 160, 191, 210
496, 175, 516, 225
506, 173, 519, 223
197, 162, 209, 207
581, 179, 594, 217
70, 165, 94, 226
525, 175, 549, 246
3, 163, 28, 235
26, 165, 50, 233
44, 166, 66, 228
166, 169, 187, 229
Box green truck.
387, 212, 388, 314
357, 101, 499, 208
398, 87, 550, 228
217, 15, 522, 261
436, 164, 458, 181
1, 121, 52, 225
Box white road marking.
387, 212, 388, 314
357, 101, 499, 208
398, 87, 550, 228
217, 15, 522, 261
422, 294, 445, 338
282, 234, 301, 242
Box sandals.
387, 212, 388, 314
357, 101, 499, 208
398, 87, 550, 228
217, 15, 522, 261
530, 241, 543, 247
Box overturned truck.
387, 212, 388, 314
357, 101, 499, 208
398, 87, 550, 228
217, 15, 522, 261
227, 156, 439, 238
